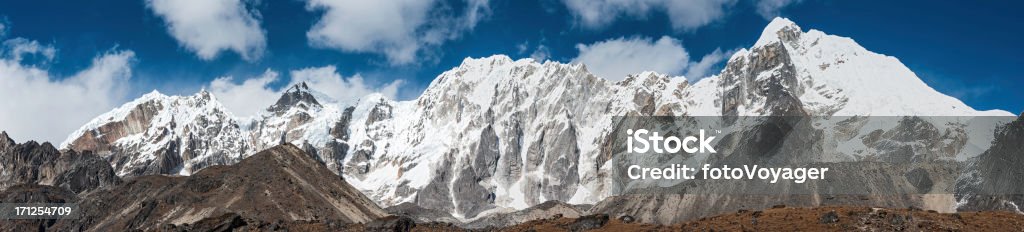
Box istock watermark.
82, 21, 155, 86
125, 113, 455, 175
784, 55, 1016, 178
606, 115, 1015, 196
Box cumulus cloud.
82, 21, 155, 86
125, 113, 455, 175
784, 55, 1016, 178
755, 0, 803, 19
572, 36, 738, 82
146, 0, 266, 61
0, 38, 134, 143
560, 0, 737, 31
304, 0, 491, 65
684, 48, 739, 81
572, 36, 689, 81
3, 37, 57, 63
208, 66, 404, 118
208, 70, 282, 118
290, 66, 404, 105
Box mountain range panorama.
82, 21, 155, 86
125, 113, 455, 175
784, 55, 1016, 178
2, 17, 1022, 227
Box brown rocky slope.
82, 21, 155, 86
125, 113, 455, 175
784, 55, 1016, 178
488, 205, 1024, 231
39, 144, 387, 231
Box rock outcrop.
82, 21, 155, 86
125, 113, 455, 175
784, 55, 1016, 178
0, 131, 120, 194
957, 113, 1024, 212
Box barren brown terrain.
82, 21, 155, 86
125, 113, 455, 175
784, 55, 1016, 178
495, 206, 1024, 232
181, 205, 1024, 231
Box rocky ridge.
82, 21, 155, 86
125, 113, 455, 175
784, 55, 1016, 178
0, 131, 120, 194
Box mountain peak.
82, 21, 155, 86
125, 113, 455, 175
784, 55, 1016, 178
267, 82, 321, 113
142, 89, 165, 98
0, 131, 12, 147
287, 81, 312, 93
754, 17, 802, 48
460, 55, 514, 68
194, 88, 214, 101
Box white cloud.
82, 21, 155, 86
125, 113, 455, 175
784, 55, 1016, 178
208, 70, 281, 118
517, 41, 551, 62
684, 48, 738, 81
572, 36, 738, 82
516, 42, 529, 54
290, 66, 404, 105
560, 0, 737, 31
3, 37, 57, 63
208, 66, 404, 118
304, 0, 491, 65
572, 36, 689, 81
755, 0, 802, 19
146, 0, 266, 61
0, 41, 134, 143
0, 21, 6, 38
529, 44, 551, 62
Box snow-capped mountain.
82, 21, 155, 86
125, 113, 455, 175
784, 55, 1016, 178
60, 17, 1015, 221
245, 82, 354, 174
62, 90, 250, 176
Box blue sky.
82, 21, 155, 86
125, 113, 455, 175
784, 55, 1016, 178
0, 0, 1021, 142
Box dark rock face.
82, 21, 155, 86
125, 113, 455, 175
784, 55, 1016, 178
47, 144, 388, 231
495, 120, 523, 186
473, 125, 500, 182
346, 140, 376, 177
452, 166, 494, 218
957, 115, 1024, 211
0, 137, 61, 190
521, 120, 581, 207
718, 41, 807, 117
861, 116, 965, 162
416, 152, 456, 214
65, 100, 161, 154
268, 82, 321, 114
0, 132, 121, 194
432, 124, 506, 219
0, 131, 15, 151
366, 100, 393, 125
320, 106, 357, 174
541, 123, 581, 203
